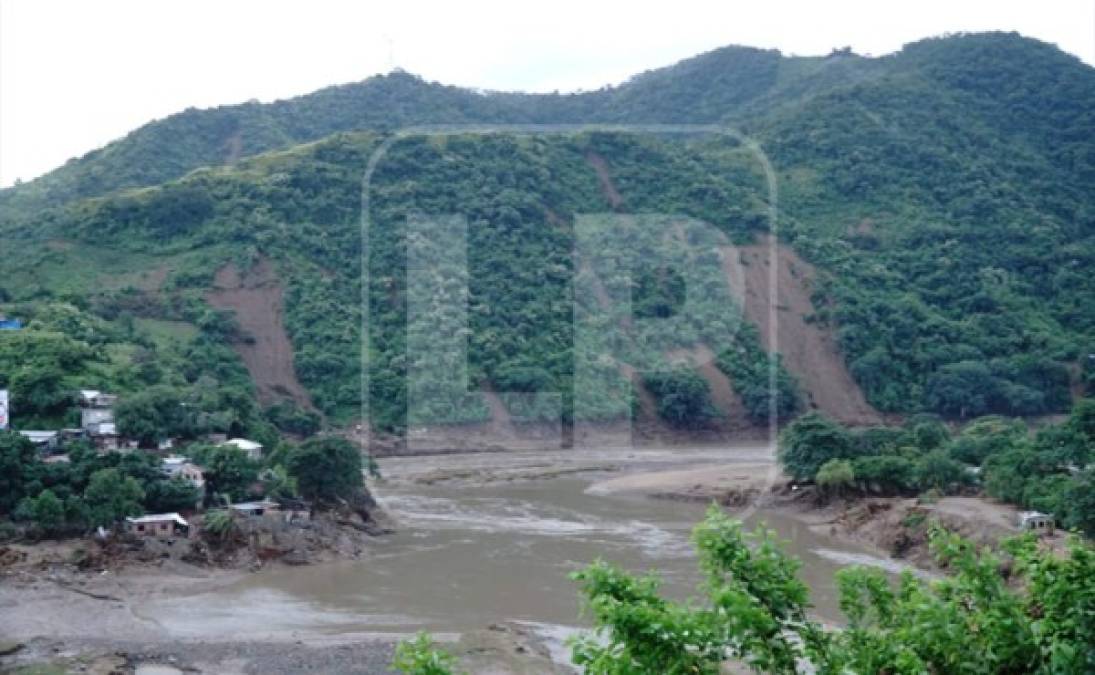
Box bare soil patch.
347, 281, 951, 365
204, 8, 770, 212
586, 152, 624, 210
735, 236, 883, 425
207, 258, 316, 411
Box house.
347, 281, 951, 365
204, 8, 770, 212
162, 456, 206, 489
81, 407, 115, 431
229, 500, 280, 517
87, 422, 120, 452
126, 513, 190, 538
19, 430, 59, 452
220, 438, 264, 460
94, 432, 121, 453
80, 391, 120, 452
79, 390, 118, 408
1017, 511, 1055, 534
0, 316, 22, 330
59, 428, 87, 443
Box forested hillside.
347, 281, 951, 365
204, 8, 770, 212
1, 31, 1092, 435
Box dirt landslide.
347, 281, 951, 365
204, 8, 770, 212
207, 258, 316, 411
734, 236, 883, 426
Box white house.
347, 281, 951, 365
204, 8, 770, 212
19, 430, 59, 452
162, 456, 206, 490
1017, 511, 1055, 534
220, 438, 264, 460
126, 513, 190, 538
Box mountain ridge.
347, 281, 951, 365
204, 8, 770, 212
0, 30, 1092, 433
8, 31, 1087, 220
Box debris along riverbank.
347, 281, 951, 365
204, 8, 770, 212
1, 443, 1015, 674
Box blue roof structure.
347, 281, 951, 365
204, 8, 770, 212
0, 318, 22, 330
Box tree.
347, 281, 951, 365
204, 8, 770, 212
0, 431, 38, 512
201, 509, 239, 543
946, 415, 1026, 465
10, 365, 69, 418
852, 455, 917, 495
259, 465, 298, 500
144, 478, 201, 513
286, 437, 363, 507
115, 386, 193, 446
1061, 467, 1095, 536
816, 459, 855, 498
642, 368, 719, 428
925, 361, 992, 418
777, 412, 856, 482
31, 489, 65, 535
200, 446, 260, 502
83, 468, 144, 528
914, 449, 971, 493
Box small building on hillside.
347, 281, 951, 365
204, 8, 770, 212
0, 316, 23, 330
81, 408, 115, 431
162, 456, 206, 490
126, 513, 190, 538
230, 500, 280, 518
1017, 511, 1055, 534
220, 438, 264, 461
79, 390, 118, 408
88, 422, 120, 452
78, 391, 120, 451
19, 430, 59, 452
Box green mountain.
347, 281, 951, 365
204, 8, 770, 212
1, 31, 1092, 437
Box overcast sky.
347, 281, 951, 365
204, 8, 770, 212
1, 0, 1093, 187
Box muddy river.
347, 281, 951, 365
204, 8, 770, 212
141, 451, 914, 647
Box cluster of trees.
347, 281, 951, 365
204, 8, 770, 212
0, 431, 368, 538
1, 434, 199, 536
778, 400, 1095, 535
0, 298, 316, 448
762, 35, 1094, 420
395, 507, 1095, 674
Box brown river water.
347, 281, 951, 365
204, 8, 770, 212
139, 450, 920, 654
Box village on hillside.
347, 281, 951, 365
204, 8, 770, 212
2, 382, 296, 540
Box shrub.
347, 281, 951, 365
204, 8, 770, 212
778, 412, 856, 482
816, 459, 855, 498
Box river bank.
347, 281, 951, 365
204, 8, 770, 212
0, 443, 1035, 674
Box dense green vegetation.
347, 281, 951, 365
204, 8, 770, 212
0, 300, 281, 442
779, 401, 1095, 535
1, 32, 1092, 432
395, 507, 1095, 673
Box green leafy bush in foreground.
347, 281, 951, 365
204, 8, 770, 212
392, 632, 463, 675
396, 507, 1095, 673
570, 506, 1094, 674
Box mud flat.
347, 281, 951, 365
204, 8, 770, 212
585, 461, 783, 506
